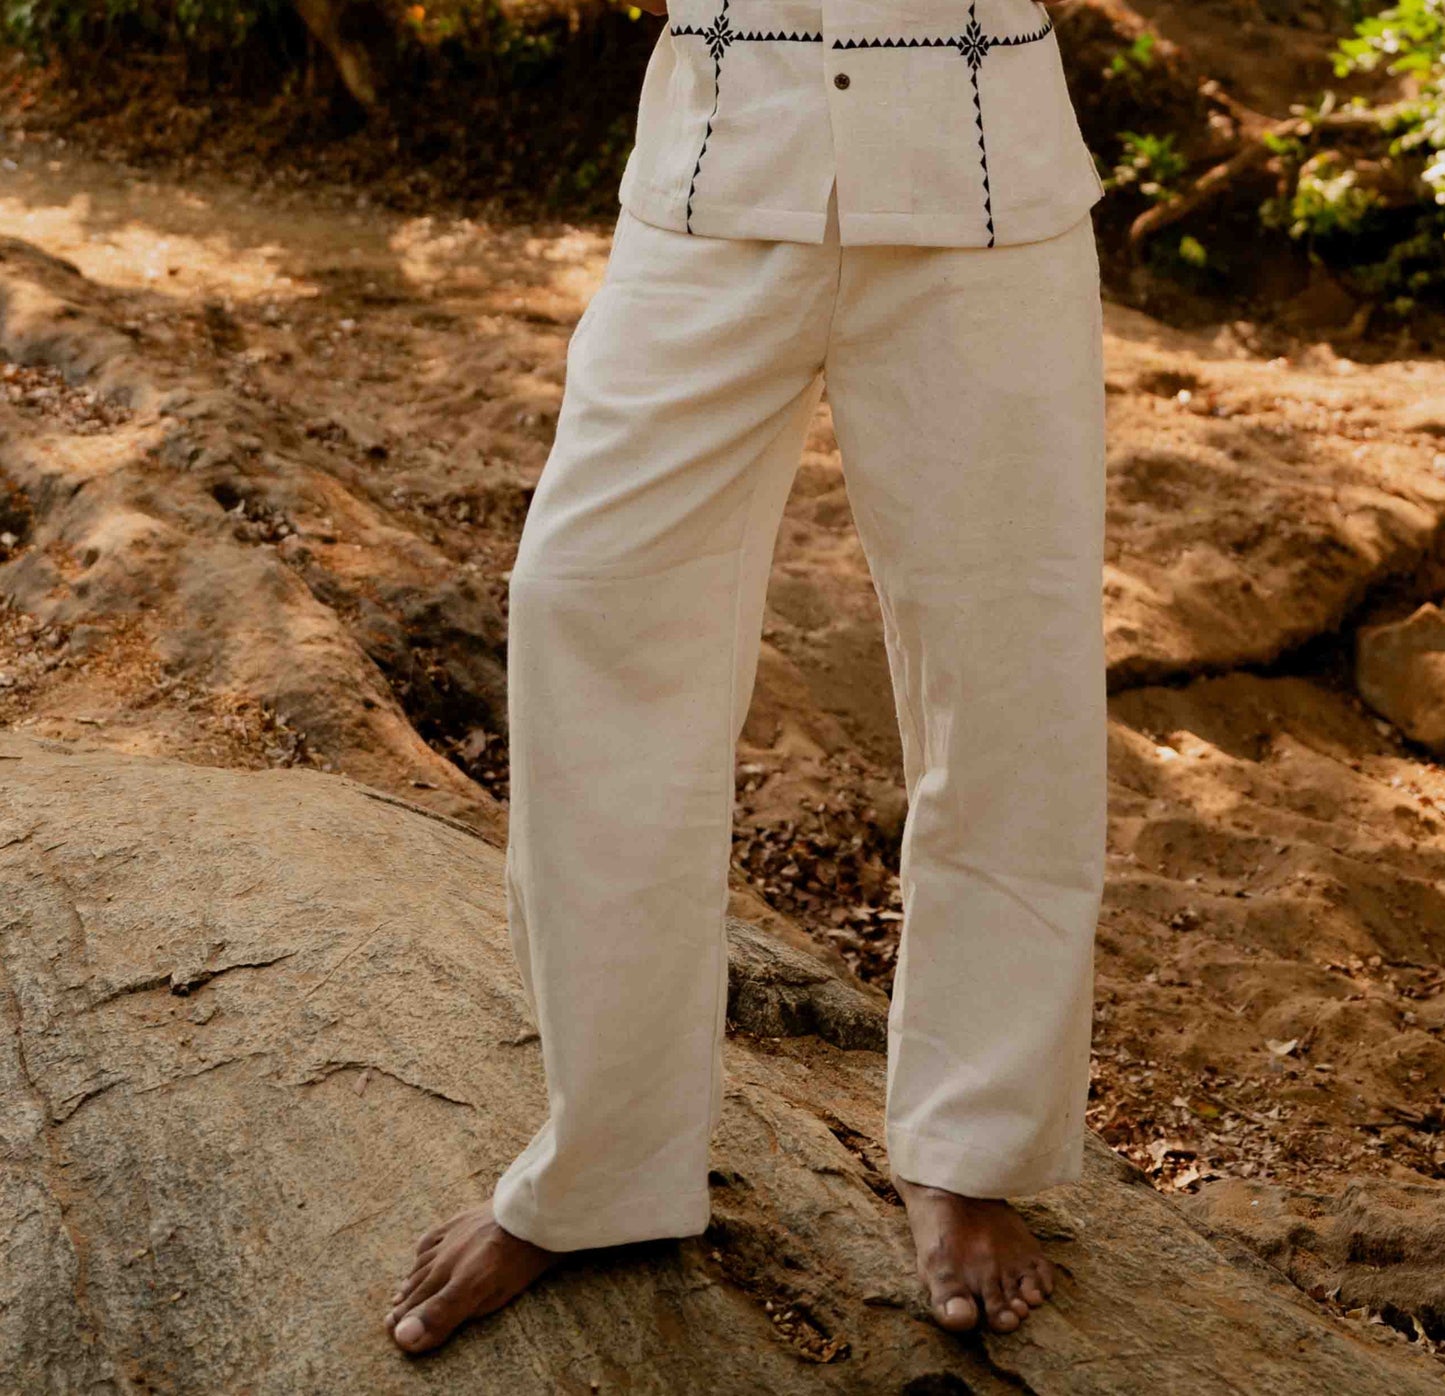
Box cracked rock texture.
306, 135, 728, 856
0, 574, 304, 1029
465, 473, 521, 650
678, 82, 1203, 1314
2, 733, 1441, 1395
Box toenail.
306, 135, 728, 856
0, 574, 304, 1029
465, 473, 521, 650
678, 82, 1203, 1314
395, 1315, 425, 1345
944, 1297, 971, 1322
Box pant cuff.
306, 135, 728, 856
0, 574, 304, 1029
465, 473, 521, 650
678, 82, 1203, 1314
491, 1181, 712, 1253
887, 1126, 1083, 1200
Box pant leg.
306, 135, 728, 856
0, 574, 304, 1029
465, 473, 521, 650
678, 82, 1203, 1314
822, 210, 1107, 1198
494, 202, 837, 1251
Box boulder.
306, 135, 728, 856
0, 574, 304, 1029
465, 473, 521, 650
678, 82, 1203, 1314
1, 733, 1441, 1393
1356, 602, 1445, 754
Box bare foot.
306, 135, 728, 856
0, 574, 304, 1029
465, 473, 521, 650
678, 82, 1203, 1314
384, 1199, 558, 1354
892, 1175, 1056, 1335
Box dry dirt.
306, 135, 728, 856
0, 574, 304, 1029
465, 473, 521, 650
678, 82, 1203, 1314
3, 97, 1445, 1364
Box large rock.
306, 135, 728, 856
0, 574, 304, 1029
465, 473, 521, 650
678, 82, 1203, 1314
1356, 601, 1445, 754
1, 734, 1441, 1394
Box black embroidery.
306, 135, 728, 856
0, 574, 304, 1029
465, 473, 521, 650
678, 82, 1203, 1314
832, 3, 1055, 246
669, 0, 824, 233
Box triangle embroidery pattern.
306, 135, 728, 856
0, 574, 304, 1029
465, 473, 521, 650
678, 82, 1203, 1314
671, 0, 1055, 244
669, 0, 825, 231
830, 3, 1056, 246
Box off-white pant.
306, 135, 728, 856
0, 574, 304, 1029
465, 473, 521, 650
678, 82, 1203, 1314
493, 183, 1107, 1252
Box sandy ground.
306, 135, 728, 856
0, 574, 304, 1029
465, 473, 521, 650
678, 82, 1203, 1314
2, 123, 1445, 1232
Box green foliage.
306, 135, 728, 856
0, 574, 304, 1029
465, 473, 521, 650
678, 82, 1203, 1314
1177, 234, 1208, 267
1296, 1, 1445, 299
1262, 129, 1305, 158
1139, 227, 1225, 294
1335, 0, 1445, 79
1106, 31, 1157, 82
1334, 0, 1445, 203
1087, 1, 1445, 310
1107, 130, 1190, 203
1260, 149, 1383, 239
1343, 205, 1445, 310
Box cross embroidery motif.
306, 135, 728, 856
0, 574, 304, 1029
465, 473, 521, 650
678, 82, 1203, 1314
832, 2, 1056, 246
669, 0, 824, 232
670, 1, 1055, 244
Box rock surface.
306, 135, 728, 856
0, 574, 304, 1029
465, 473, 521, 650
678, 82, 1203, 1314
1185, 1174, 1445, 1345
1356, 601, 1445, 754
2, 733, 1441, 1395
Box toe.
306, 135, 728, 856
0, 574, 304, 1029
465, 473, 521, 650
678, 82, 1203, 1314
391, 1265, 431, 1310
391, 1267, 448, 1326
988, 1305, 1021, 1333
391, 1285, 471, 1355
932, 1291, 979, 1332
981, 1277, 1020, 1333
392, 1313, 430, 1352
1033, 1256, 1056, 1296
1002, 1275, 1030, 1320
1018, 1271, 1046, 1307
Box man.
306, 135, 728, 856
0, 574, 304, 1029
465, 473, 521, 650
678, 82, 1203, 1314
387, 0, 1106, 1352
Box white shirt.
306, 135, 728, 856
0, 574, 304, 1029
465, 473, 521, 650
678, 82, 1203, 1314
616, 0, 1105, 247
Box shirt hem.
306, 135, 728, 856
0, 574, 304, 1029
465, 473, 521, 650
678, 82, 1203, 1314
619, 175, 1102, 249
619, 179, 830, 243
840, 186, 1103, 248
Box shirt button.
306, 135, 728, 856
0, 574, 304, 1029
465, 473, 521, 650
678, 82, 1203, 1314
833, 72, 850, 89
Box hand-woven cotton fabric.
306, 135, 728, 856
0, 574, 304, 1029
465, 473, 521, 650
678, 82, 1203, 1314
492, 186, 1107, 1251
617, 0, 1105, 246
